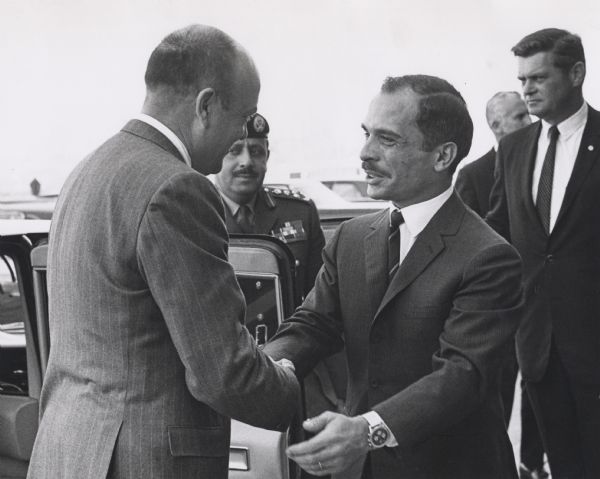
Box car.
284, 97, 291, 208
0, 218, 355, 478
0, 195, 57, 220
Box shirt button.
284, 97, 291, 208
546, 254, 555, 263
370, 379, 379, 389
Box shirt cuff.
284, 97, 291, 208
362, 411, 398, 447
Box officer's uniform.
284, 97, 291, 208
218, 114, 345, 443
223, 186, 325, 297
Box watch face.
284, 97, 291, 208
371, 426, 389, 447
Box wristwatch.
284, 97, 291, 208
363, 411, 391, 450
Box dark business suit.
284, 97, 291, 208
457, 147, 546, 472
456, 148, 519, 424
455, 148, 496, 216
487, 106, 600, 477
27, 120, 299, 479
266, 193, 523, 478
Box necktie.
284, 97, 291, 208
235, 204, 254, 234
388, 209, 404, 279
536, 125, 559, 234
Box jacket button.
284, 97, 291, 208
546, 254, 554, 263
370, 379, 379, 389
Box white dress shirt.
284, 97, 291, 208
365, 186, 454, 447
135, 113, 192, 167
531, 102, 587, 233
390, 186, 454, 265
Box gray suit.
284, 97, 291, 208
27, 120, 299, 479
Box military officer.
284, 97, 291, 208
214, 113, 326, 297
215, 114, 346, 437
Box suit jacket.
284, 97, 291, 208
27, 120, 299, 479
455, 148, 496, 216
265, 193, 523, 478
223, 187, 325, 297
487, 106, 600, 385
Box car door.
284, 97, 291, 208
0, 226, 47, 479
19, 233, 302, 479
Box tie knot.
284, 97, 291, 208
548, 125, 559, 142
390, 209, 404, 230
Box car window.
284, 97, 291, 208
0, 254, 28, 395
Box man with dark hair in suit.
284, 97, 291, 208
27, 24, 299, 479
265, 74, 523, 478
457, 92, 548, 479
488, 28, 600, 479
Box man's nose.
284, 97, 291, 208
522, 79, 535, 95
237, 149, 252, 167
360, 139, 377, 164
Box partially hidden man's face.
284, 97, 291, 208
518, 51, 579, 124
360, 89, 441, 208
496, 96, 531, 138
215, 138, 269, 204
196, 53, 260, 175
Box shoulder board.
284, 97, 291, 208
263, 186, 310, 202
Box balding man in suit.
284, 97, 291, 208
27, 25, 299, 479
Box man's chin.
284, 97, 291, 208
366, 184, 386, 201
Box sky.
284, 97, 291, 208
2, 0, 600, 195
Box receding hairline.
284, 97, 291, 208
486, 91, 522, 122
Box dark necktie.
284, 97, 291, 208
388, 209, 404, 279
235, 204, 254, 234
536, 125, 559, 234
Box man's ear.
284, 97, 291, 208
195, 88, 216, 125
570, 61, 586, 88
433, 142, 457, 172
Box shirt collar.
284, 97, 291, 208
135, 113, 192, 167
217, 187, 256, 216
540, 101, 588, 141
389, 187, 453, 237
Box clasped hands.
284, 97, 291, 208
286, 411, 369, 476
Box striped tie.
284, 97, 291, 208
536, 125, 559, 234
388, 209, 404, 279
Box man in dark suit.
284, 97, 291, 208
264, 74, 524, 478
457, 92, 548, 479
487, 28, 600, 479
27, 25, 299, 479
456, 91, 531, 216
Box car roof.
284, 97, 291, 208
0, 219, 51, 237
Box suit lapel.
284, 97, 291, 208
553, 107, 600, 231
121, 119, 186, 164
520, 123, 543, 232
363, 210, 390, 319
374, 194, 463, 321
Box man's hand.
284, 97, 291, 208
286, 411, 369, 476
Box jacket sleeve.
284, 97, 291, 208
264, 222, 345, 378
137, 171, 300, 430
